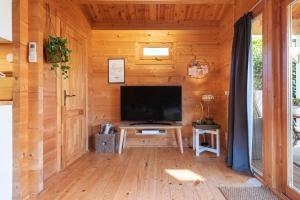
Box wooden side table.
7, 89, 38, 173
192, 123, 220, 157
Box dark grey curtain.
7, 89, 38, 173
227, 13, 253, 174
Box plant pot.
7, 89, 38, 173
294, 106, 300, 115
45, 47, 62, 63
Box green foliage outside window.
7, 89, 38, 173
292, 61, 297, 99
252, 37, 263, 91
252, 37, 299, 105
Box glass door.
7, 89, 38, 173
250, 13, 264, 175
283, 0, 300, 197
288, 0, 300, 192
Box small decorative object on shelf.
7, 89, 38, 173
195, 95, 217, 147
200, 94, 215, 124
188, 58, 209, 79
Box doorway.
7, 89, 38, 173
282, 0, 300, 198
57, 22, 88, 169
250, 13, 264, 175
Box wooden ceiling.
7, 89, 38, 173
75, 0, 234, 29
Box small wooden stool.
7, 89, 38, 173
192, 123, 220, 157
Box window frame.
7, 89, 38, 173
137, 42, 174, 64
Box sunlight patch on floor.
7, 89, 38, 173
165, 169, 205, 182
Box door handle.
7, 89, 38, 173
64, 90, 76, 106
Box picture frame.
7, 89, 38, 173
108, 58, 125, 84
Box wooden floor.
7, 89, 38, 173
33, 148, 251, 200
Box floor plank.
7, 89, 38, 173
33, 148, 251, 200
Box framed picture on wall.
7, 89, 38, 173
108, 58, 125, 84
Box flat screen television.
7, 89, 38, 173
121, 86, 182, 122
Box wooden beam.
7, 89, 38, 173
74, 0, 234, 5
92, 20, 220, 30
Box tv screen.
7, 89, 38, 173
121, 86, 182, 122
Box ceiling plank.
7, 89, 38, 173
92, 20, 220, 30
74, 0, 234, 5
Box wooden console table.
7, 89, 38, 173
118, 122, 184, 154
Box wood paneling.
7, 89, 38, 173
89, 29, 230, 149
27, 0, 46, 194
9, 0, 90, 197
10, 0, 295, 199
80, 3, 231, 29
43, 8, 61, 182
76, 0, 235, 4
217, 6, 234, 151
12, 0, 29, 198
86, 4, 229, 21
42, 0, 90, 181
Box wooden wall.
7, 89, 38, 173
12, 0, 29, 198
42, 0, 91, 181
5, 0, 90, 198
9, 0, 292, 199
88, 29, 231, 149
217, 7, 234, 151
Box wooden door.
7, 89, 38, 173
60, 24, 88, 168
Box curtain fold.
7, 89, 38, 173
227, 13, 253, 174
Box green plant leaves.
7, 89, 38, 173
46, 35, 71, 79
294, 98, 300, 106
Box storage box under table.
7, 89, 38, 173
95, 133, 116, 153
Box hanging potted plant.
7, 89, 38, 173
294, 98, 300, 115
45, 35, 71, 79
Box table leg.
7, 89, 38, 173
176, 128, 184, 154
195, 131, 200, 157
118, 129, 125, 154
211, 134, 215, 148
123, 130, 127, 149
216, 129, 220, 157
193, 128, 195, 150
